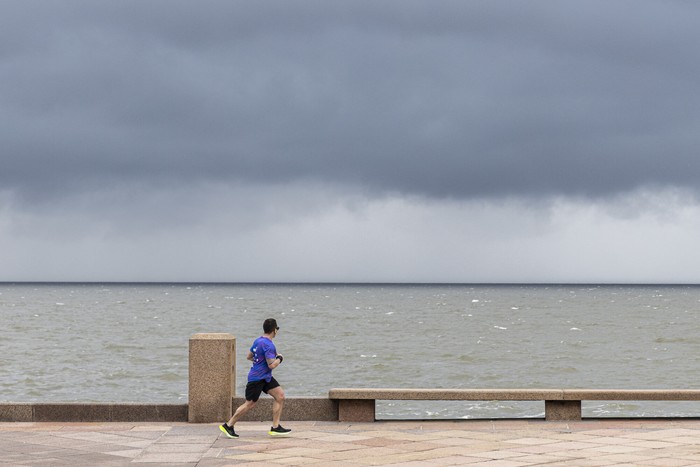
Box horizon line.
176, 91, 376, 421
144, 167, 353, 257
2, 281, 700, 287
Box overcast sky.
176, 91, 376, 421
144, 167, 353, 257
2, 0, 700, 283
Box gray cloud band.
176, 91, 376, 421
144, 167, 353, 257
3, 0, 700, 201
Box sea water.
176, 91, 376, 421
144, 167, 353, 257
2, 283, 700, 419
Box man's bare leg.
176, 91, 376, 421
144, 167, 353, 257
227, 400, 256, 427
267, 386, 285, 428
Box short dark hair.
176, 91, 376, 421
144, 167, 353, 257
263, 318, 278, 334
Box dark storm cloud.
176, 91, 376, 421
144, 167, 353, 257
3, 0, 700, 202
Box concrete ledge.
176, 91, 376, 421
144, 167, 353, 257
0, 399, 335, 423
5, 390, 700, 423
33, 404, 111, 422
329, 389, 565, 422
329, 388, 700, 422
234, 397, 338, 422
0, 403, 188, 422
110, 404, 189, 422
564, 389, 700, 401
329, 388, 564, 401
0, 403, 33, 422
330, 388, 700, 402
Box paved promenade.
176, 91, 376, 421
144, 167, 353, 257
3, 419, 700, 466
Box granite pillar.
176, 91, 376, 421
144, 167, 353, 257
545, 400, 582, 421
338, 399, 375, 422
188, 333, 235, 423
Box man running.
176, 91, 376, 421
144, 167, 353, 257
220, 318, 291, 438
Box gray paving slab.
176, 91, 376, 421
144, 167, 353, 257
2, 419, 700, 465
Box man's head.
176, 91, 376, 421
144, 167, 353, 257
263, 318, 279, 334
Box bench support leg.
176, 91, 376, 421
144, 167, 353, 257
545, 400, 581, 421
338, 400, 375, 422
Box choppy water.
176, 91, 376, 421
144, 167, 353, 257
2, 283, 700, 419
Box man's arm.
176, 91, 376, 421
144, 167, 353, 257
266, 354, 283, 369
246, 351, 254, 362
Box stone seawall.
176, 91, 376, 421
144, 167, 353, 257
5, 334, 699, 423
0, 397, 336, 423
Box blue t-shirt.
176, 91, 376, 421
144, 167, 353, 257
247, 336, 277, 382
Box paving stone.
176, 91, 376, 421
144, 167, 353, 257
154, 435, 217, 444
133, 451, 205, 463
5, 419, 700, 465
143, 443, 212, 452
103, 448, 143, 458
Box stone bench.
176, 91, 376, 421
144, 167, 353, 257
328, 388, 700, 422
